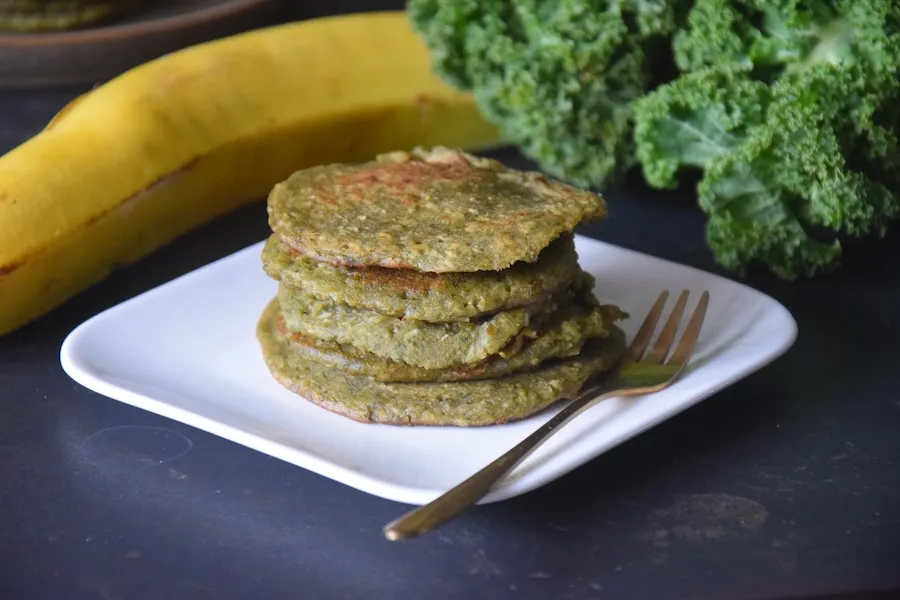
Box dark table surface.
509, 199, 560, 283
2, 4, 900, 600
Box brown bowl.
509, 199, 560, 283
0, 1, 135, 32
0, 0, 284, 89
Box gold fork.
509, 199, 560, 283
382, 289, 710, 541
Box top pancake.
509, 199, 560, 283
267, 147, 608, 273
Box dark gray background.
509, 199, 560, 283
2, 2, 899, 599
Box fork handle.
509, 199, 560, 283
382, 383, 618, 541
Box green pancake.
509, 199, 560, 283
261, 232, 582, 322
267, 147, 607, 273
276, 282, 562, 369
257, 299, 627, 426
275, 299, 626, 383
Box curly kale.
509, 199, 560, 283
410, 0, 900, 279
672, 0, 899, 77
408, 0, 687, 188
634, 0, 900, 278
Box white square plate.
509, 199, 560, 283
60, 235, 797, 505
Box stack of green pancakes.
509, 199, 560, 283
256, 147, 628, 426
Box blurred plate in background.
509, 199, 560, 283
0, 0, 283, 89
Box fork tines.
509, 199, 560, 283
625, 290, 709, 366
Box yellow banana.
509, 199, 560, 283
0, 11, 501, 335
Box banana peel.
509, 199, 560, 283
0, 11, 501, 335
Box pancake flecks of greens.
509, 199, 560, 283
257, 299, 627, 427
276, 281, 586, 370
261, 232, 582, 322
266, 146, 608, 273
274, 298, 625, 383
